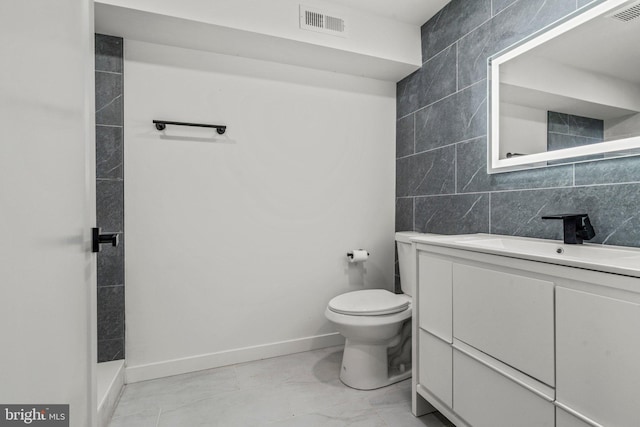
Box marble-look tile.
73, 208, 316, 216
397, 115, 414, 158
421, 0, 491, 62
568, 114, 603, 139
455, 137, 488, 193
414, 193, 490, 234
377, 406, 455, 427
233, 347, 342, 391
457, 0, 576, 88
96, 180, 124, 232
492, 0, 518, 16
97, 286, 125, 341
547, 133, 603, 165
95, 71, 123, 126
547, 111, 570, 134
97, 232, 124, 287
96, 125, 123, 179
396, 146, 455, 197
268, 405, 387, 427
417, 45, 457, 108
113, 365, 240, 418
366, 377, 414, 410
490, 184, 640, 246
548, 112, 603, 139
456, 137, 574, 192
548, 133, 602, 151
109, 409, 159, 427
491, 189, 571, 240
98, 338, 124, 363
95, 32, 124, 366
397, 70, 421, 118
286, 381, 369, 416
285, 376, 413, 419
396, 198, 414, 232
584, 184, 640, 246
575, 156, 640, 185
158, 386, 294, 427
415, 81, 487, 152
95, 34, 123, 73
109, 346, 457, 427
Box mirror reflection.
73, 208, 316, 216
493, 0, 640, 170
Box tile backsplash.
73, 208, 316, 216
396, 0, 640, 251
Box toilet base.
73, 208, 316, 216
339, 338, 412, 390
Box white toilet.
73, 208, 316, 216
325, 231, 422, 390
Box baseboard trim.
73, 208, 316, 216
125, 332, 345, 383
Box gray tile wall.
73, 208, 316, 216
95, 34, 125, 362
547, 112, 604, 164
396, 0, 640, 277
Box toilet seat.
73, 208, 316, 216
328, 289, 410, 316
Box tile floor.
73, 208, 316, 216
109, 346, 455, 427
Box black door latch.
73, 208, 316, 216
92, 227, 119, 253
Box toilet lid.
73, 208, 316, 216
328, 289, 410, 316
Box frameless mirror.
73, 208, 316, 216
488, 0, 640, 173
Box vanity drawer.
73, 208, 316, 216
556, 287, 640, 427
453, 263, 555, 386
418, 329, 452, 407
556, 407, 594, 427
418, 252, 452, 342
453, 349, 554, 427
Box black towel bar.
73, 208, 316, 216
153, 120, 226, 134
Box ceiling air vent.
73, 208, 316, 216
299, 5, 347, 37
607, 0, 640, 22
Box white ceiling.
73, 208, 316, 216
325, 0, 451, 25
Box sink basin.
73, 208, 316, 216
410, 233, 640, 278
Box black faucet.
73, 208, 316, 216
541, 214, 596, 244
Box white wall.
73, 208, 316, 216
499, 102, 548, 158
98, 0, 421, 64
124, 40, 396, 382
605, 113, 640, 141
501, 56, 640, 117
94, 0, 424, 81
0, 0, 96, 425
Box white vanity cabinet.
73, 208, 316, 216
411, 234, 640, 427
453, 348, 554, 427
556, 409, 593, 427
556, 287, 640, 427
453, 263, 555, 386
416, 252, 453, 407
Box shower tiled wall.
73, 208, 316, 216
95, 34, 125, 362
395, 0, 640, 256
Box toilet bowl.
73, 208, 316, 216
325, 231, 424, 390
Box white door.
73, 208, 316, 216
0, 1, 96, 426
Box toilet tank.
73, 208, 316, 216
395, 232, 425, 297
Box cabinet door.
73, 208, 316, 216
557, 287, 640, 427
453, 263, 555, 386
418, 330, 452, 407
453, 350, 554, 427
418, 252, 452, 342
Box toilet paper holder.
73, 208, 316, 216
347, 250, 370, 259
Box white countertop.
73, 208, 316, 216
410, 233, 640, 278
